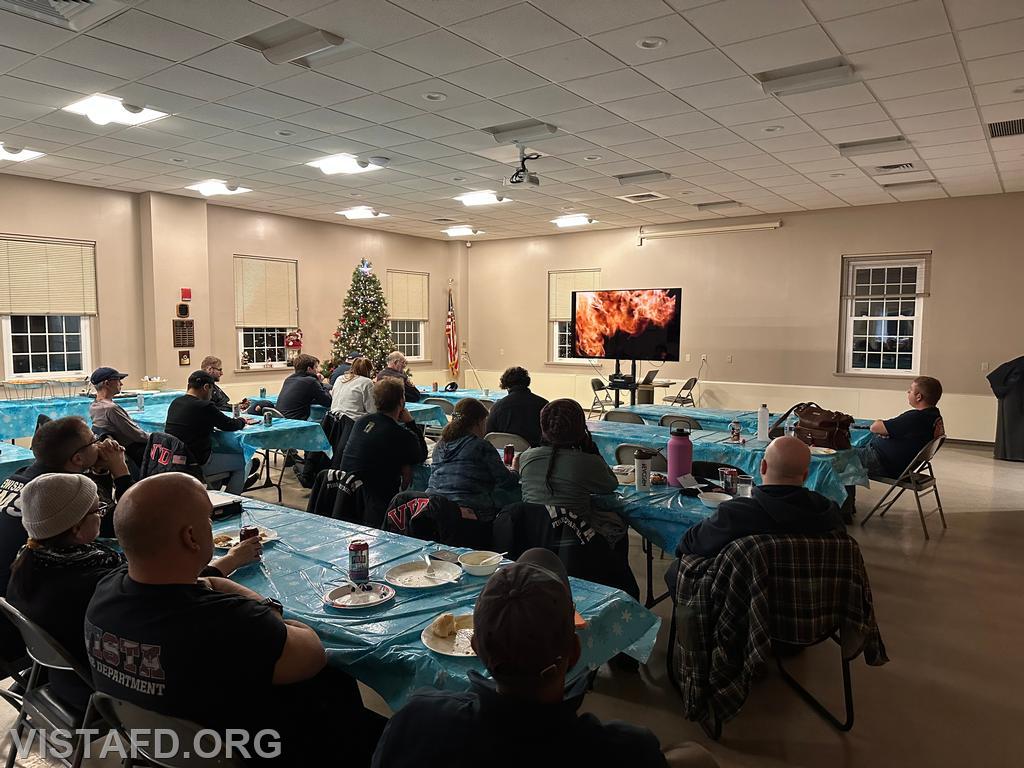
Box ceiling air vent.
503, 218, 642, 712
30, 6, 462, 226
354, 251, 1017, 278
988, 118, 1024, 138
616, 191, 669, 203
874, 162, 915, 174
0, 0, 129, 30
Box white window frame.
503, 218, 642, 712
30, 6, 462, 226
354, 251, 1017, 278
1, 314, 93, 379
548, 268, 600, 364
551, 319, 574, 362
840, 254, 927, 377
236, 326, 294, 370
390, 319, 426, 362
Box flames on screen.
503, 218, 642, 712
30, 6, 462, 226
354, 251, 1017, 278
574, 289, 678, 358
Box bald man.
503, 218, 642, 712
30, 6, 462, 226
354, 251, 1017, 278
677, 436, 846, 559
85, 474, 381, 764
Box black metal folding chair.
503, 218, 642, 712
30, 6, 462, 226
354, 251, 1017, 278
602, 410, 645, 424
588, 378, 613, 418
663, 376, 698, 406
660, 414, 702, 430
860, 436, 946, 539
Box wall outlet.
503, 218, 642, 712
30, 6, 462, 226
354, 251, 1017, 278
685, 353, 691, 363
727, 354, 733, 363
981, 361, 990, 372
461, 341, 467, 351
700, 354, 707, 362
499, 348, 504, 356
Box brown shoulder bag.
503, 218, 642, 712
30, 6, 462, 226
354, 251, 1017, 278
768, 401, 854, 450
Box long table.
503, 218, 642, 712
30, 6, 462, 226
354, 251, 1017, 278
0, 443, 36, 481
611, 404, 875, 434
220, 497, 659, 711
133, 404, 331, 465
417, 387, 507, 404
247, 394, 447, 428
0, 391, 184, 441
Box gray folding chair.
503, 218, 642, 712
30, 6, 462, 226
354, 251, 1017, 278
91, 693, 245, 767
485, 432, 531, 453
860, 436, 946, 540
423, 397, 454, 416
663, 376, 698, 406
602, 410, 645, 424
588, 378, 613, 417
0, 598, 100, 768
476, 399, 495, 412
660, 414, 702, 430
613, 443, 667, 470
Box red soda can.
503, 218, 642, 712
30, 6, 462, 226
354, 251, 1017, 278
239, 525, 260, 542
503, 444, 515, 466
432, 381, 438, 391
349, 539, 369, 583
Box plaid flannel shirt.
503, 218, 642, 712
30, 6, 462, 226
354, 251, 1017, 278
671, 532, 888, 724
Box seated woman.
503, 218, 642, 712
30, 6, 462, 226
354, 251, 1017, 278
6, 473, 260, 710
330, 357, 376, 422
427, 398, 519, 516
517, 398, 638, 599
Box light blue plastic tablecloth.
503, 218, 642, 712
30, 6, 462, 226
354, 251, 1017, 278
133, 403, 331, 465
611, 404, 875, 438
0, 391, 184, 441
417, 388, 507, 404
0, 444, 36, 481
587, 421, 868, 506
247, 394, 447, 427
217, 497, 660, 711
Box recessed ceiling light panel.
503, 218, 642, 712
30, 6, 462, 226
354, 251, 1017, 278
307, 153, 385, 175
186, 179, 251, 197
63, 94, 167, 126
337, 206, 389, 219
444, 226, 482, 237
551, 214, 595, 228
454, 190, 509, 206
0, 144, 44, 162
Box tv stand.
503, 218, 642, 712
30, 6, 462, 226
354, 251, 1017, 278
607, 359, 638, 407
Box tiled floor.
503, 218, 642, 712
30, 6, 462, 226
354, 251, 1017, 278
1, 443, 1021, 767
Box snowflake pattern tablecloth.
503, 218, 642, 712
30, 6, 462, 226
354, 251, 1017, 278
609, 404, 875, 438
0, 443, 36, 481
0, 391, 184, 441
246, 394, 447, 427
417, 387, 507, 404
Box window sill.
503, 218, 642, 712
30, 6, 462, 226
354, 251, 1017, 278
833, 371, 918, 380
233, 367, 291, 374
545, 360, 604, 368
407, 359, 432, 365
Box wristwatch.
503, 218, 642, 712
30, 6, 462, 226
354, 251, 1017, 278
261, 597, 284, 615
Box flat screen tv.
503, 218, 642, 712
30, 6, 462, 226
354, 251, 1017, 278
571, 288, 682, 362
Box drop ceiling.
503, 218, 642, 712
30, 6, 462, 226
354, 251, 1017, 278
0, 0, 1021, 240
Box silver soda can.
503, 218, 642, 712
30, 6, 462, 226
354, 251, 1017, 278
136, 393, 145, 412
263, 411, 273, 427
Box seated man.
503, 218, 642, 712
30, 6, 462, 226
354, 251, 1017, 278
0, 416, 128, 594
200, 355, 248, 413
330, 349, 362, 386
8, 473, 259, 710
677, 436, 846, 559
484, 366, 548, 447
165, 371, 248, 494
857, 375, 944, 478
89, 366, 149, 467
86, 474, 380, 764
276, 353, 332, 421
373, 548, 708, 768
340, 378, 427, 526
376, 351, 420, 403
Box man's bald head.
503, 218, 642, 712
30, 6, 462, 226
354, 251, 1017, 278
760, 436, 812, 486
115, 474, 213, 566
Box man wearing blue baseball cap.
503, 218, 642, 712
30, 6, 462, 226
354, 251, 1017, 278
89, 367, 148, 467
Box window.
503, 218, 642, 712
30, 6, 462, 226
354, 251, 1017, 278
548, 269, 600, 361
234, 256, 298, 369
238, 327, 289, 367
386, 271, 428, 361
390, 319, 424, 359
841, 254, 928, 375
3, 315, 91, 376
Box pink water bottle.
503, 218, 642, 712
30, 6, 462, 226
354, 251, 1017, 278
667, 428, 693, 487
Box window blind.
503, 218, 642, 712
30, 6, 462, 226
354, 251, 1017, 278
233, 255, 298, 328
0, 237, 97, 315
386, 271, 429, 321
548, 269, 600, 321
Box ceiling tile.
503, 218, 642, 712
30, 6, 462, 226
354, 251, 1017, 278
672, 76, 764, 109
339, 124, 421, 147
944, 0, 1024, 29
590, 15, 711, 65
512, 39, 621, 83
802, 103, 888, 130
317, 52, 427, 92
186, 44, 294, 86
868, 63, 967, 100
262, 71, 367, 106
979, 101, 1024, 123
450, 5, 576, 57
732, 116, 812, 141
0, 12, 74, 54
958, 17, 1024, 61
220, 89, 317, 118
181, 103, 269, 128
578, 124, 658, 147
754, 132, 828, 152
968, 52, 1024, 85
0, 45, 30, 76
379, 30, 496, 76
141, 0, 287, 40
171, 140, 251, 160
690, 142, 762, 160
820, 120, 899, 144
884, 87, 975, 118
9, 57, 123, 95
906, 125, 986, 146
562, 69, 661, 104
330, 93, 422, 122
205, 131, 286, 152
498, 84, 590, 115
6, 121, 93, 144
435, 130, 498, 152
615, 138, 685, 158
803, 0, 909, 22
388, 0, 520, 25
142, 65, 251, 101
824, 0, 949, 53
299, 0, 436, 48
89, 10, 221, 61
637, 111, 722, 136
781, 82, 877, 113
723, 25, 839, 73
146, 116, 228, 140
383, 79, 482, 112
896, 107, 979, 133
635, 49, 744, 91
926, 153, 994, 169
268, 108, 368, 133
436, 101, 525, 129
671, 127, 742, 149
0, 97, 55, 121
387, 113, 468, 138
530, 0, 675, 35
917, 140, 991, 158
116, 125, 198, 148
683, 0, 814, 46
443, 60, 547, 99
0, 75, 85, 108
45, 37, 173, 80
704, 98, 793, 126
539, 106, 623, 132
604, 93, 692, 122
242, 120, 328, 143
846, 34, 959, 79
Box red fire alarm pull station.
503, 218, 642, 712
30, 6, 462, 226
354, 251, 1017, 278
181, 288, 192, 302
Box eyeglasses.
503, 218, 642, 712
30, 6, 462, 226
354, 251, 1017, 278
69, 436, 102, 461
92, 502, 110, 518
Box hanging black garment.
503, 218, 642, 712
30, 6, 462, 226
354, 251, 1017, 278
988, 356, 1024, 461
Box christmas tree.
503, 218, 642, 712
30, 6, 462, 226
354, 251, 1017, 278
324, 259, 394, 374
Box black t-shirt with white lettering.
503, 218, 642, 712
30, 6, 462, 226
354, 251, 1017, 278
85, 567, 286, 735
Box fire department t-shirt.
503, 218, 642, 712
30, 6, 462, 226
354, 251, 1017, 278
85, 566, 287, 734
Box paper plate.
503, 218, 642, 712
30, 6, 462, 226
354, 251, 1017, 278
324, 582, 395, 610
809, 446, 837, 456
385, 559, 462, 589
421, 614, 475, 657
212, 527, 279, 549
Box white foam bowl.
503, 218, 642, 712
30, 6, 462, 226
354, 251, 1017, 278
698, 492, 732, 509
458, 551, 501, 576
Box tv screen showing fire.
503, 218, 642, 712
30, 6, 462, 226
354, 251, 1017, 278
571, 288, 681, 362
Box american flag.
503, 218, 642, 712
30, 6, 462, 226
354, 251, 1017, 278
445, 288, 459, 377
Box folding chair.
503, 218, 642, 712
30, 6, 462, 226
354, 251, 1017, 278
477, 399, 495, 412
0, 599, 101, 768
860, 436, 947, 540
484, 432, 531, 452
614, 443, 670, 607
663, 377, 698, 406
422, 397, 454, 416
660, 414, 702, 430
588, 378, 613, 418
602, 410, 645, 424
